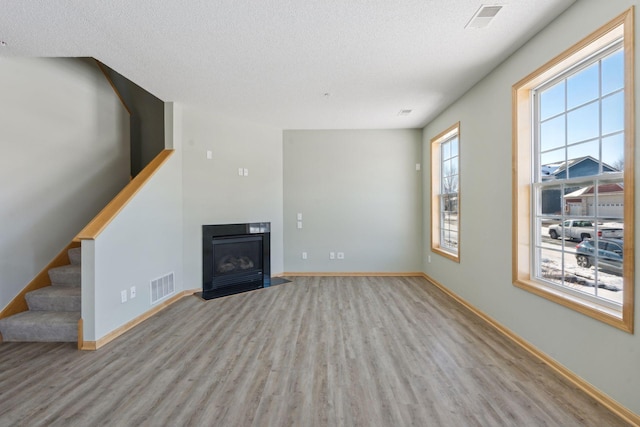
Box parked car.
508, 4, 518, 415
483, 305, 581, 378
575, 238, 623, 275
548, 219, 623, 241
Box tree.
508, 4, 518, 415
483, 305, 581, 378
612, 158, 624, 171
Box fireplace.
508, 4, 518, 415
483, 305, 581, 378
202, 223, 270, 299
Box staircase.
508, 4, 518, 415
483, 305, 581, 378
0, 247, 81, 342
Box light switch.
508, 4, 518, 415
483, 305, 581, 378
238, 168, 244, 176
416, 163, 421, 171
206, 150, 213, 159
297, 213, 303, 221
243, 168, 249, 176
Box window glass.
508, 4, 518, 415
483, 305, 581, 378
567, 141, 600, 176
541, 116, 565, 151
540, 148, 565, 177
602, 134, 625, 170
540, 81, 565, 120
451, 138, 458, 157
602, 50, 624, 95
539, 184, 563, 216
602, 92, 624, 135
567, 62, 599, 109
567, 102, 599, 143
442, 140, 450, 160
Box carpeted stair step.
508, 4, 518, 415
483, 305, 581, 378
0, 245, 83, 344
68, 247, 81, 265
48, 264, 81, 286
25, 286, 81, 312
0, 311, 79, 342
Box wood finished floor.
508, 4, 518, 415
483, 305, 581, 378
0, 276, 629, 426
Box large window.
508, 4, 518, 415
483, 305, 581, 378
431, 123, 460, 262
513, 9, 634, 332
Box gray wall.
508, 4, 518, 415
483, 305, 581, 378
0, 57, 130, 311
83, 149, 183, 341
101, 62, 165, 177
82, 103, 183, 342
181, 106, 284, 289
422, 0, 640, 414
284, 130, 422, 273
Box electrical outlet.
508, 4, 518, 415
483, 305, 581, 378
302, 252, 307, 259
297, 221, 303, 229
337, 252, 345, 259
130, 286, 136, 299
120, 290, 127, 303
330, 252, 335, 260
238, 167, 244, 176
243, 168, 249, 176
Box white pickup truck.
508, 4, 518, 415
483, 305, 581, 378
548, 219, 624, 241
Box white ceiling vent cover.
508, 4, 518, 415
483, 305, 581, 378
150, 272, 175, 304
465, 5, 503, 29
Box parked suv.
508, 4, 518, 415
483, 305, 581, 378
575, 238, 623, 275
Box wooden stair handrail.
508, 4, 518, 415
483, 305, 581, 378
75, 149, 174, 241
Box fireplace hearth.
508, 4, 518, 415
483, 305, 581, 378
202, 223, 270, 299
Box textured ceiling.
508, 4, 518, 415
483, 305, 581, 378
0, 0, 575, 129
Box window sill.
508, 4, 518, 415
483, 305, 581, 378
432, 247, 460, 263
513, 277, 631, 333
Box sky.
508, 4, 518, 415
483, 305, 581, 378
538, 48, 624, 174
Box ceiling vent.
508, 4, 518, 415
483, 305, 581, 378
465, 5, 502, 29
398, 109, 412, 116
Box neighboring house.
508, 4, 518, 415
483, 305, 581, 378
541, 157, 620, 215
564, 182, 624, 218
541, 156, 618, 180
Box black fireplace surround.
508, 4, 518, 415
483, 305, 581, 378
202, 223, 271, 300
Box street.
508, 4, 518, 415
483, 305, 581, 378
539, 226, 622, 304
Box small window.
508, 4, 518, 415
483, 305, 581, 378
431, 122, 460, 262
513, 9, 634, 332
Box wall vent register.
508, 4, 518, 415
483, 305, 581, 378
150, 272, 175, 304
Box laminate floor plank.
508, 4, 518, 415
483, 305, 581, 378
0, 276, 630, 426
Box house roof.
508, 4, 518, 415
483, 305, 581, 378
542, 156, 618, 177
564, 183, 624, 198
0, 0, 575, 129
